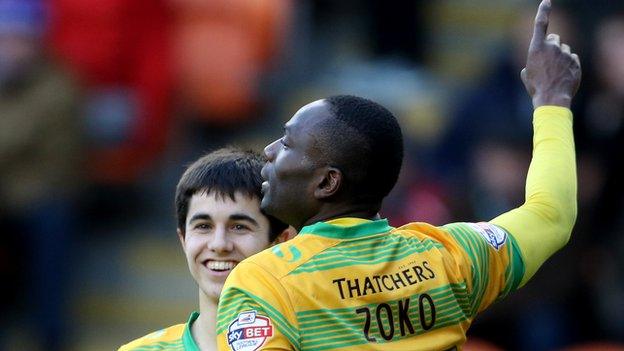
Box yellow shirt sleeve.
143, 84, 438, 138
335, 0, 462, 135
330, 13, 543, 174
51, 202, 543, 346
217, 261, 299, 351
491, 106, 577, 286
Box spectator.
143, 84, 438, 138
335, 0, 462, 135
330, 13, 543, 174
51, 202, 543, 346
170, 0, 293, 124
0, 1, 83, 350
48, 0, 173, 184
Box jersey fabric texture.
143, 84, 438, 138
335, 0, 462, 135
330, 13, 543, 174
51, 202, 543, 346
119, 312, 200, 351
217, 219, 524, 351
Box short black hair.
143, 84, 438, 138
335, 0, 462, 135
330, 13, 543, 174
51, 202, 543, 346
321, 95, 403, 202
175, 147, 288, 241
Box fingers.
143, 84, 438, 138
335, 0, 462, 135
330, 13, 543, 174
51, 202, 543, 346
546, 31, 576, 61
571, 53, 580, 67
561, 43, 571, 54
547, 33, 560, 46
530, 0, 552, 49
545, 35, 577, 66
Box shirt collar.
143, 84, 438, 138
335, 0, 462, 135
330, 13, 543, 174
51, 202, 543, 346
183, 311, 200, 351
299, 217, 393, 239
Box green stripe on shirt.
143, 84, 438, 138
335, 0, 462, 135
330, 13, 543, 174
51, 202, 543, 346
290, 234, 443, 274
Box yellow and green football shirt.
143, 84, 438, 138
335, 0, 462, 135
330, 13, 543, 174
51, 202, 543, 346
216, 218, 524, 351
216, 105, 576, 351
119, 312, 200, 351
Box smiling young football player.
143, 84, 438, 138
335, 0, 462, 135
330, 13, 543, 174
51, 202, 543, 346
119, 148, 291, 351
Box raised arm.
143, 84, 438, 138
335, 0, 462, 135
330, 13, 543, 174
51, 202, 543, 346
491, 0, 581, 286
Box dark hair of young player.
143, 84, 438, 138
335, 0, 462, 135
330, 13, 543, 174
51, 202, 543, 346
175, 147, 288, 241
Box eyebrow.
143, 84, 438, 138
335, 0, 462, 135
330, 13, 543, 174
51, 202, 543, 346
188, 213, 211, 224
187, 213, 259, 227
230, 213, 259, 227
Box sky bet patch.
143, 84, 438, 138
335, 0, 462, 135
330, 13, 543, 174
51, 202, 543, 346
227, 311, 273, 351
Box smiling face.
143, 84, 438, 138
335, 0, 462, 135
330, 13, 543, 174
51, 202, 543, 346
179, 191, 272, 301
261, 100, 333, 229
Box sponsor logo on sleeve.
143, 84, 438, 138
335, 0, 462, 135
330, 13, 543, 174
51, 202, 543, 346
227, 311, 273, 351
467, 223, 507, 250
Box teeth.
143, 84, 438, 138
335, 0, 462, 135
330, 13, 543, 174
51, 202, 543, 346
207, 261, 237, 271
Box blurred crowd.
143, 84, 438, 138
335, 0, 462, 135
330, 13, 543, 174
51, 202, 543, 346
0, 0, 623, 350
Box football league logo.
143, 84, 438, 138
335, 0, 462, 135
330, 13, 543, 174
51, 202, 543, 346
468, 223, 507, 250
227, 311, 273, 351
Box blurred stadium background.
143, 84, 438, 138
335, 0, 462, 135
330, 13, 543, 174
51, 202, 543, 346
1, 0, 623, 350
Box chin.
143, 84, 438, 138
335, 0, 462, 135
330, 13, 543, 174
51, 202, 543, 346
201, 285, 223, 301
260, 197, 275, 214
261, 197, 293, 225
260, 197, 269, 210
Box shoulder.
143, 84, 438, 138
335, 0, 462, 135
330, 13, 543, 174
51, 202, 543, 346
393, 221, 456, 244
394, 221, 509, 248
394, 221, 442, 235
442, 222, 511, 251
118, 323, 186, 351
393, 222, 479, 263
241, 234, 338, 279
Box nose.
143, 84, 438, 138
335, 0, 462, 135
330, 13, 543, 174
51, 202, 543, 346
264, 139, 279, 162
207, 226, 233, 253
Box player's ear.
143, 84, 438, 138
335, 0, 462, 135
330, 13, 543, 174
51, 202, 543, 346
314, 166, 342, 200
273, 226, 297, 244
177, 228, 186, 249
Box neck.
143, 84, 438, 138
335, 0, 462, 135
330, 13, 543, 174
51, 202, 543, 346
298, 201, 381, 230
192, 289, 218, 351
